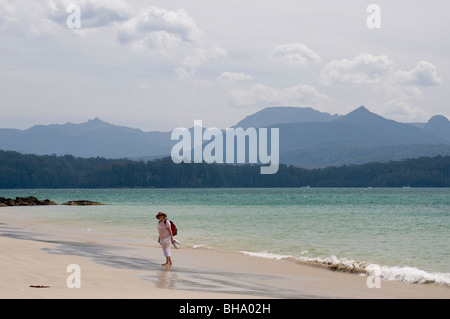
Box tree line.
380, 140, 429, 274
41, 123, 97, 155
0, 149, 449, 188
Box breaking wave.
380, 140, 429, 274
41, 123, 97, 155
239, 251, 450, 287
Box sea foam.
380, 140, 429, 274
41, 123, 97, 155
239, 251, 450, 286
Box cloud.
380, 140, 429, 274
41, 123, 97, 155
395, 61, 442, 87
0, 1, 204, 53
132, 82, 152, 92
47, 0, 134, 28
270, 43, 322, 67
0, 0, 134, 36
182, 46, 227, 68
227, 83, 328, 108
321, 53, 442, 92
382, 98, 430, 123
175, 46, 228, 80
218, 72, 253, 82
318, 55, 443, 123
320, 53, 393, 86
381, 61, 442, 122
0, 0, 58, 36
115, 6, 204, 50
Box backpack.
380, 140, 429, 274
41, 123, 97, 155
164, 218, 178, 236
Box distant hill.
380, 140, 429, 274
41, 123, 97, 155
0, 106, 449, 168
234, 106, 340, 128
424, 115, 450, 142
274, 106, 450, 167
334, 106, 448, 144
0, 118, 172, 159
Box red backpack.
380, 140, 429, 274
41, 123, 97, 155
164, 219, 178, 236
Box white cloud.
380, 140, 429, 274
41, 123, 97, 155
317, 56, 443, 123
395, 61, 442, 88
227, 83, 328, 108
0, 0, 134, 36
381, 98, 430, 123
0, 0, 58, 36
175, 46, 228, 80
182, 46, 227, 68
115, 6, 203, 50
0, 1, 204, 50
218, 72, 253, 82
0, 1, 205, 53
321, 54, 442, 90
133, 82, 152, 92
320, 55, 442, 121
381, 61, 442, 122
320, 53, 393, 86
270, 43, 322, 67
47, 0, 134, 28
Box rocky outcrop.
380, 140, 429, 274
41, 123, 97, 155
0, 196, 56, 207
0, 196, 104, 207
61, 200, 104, 206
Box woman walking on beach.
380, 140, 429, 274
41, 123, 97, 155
156, 211, 174, 268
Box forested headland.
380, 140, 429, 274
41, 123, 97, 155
0, 150, 449, 188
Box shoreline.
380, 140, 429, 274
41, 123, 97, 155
1, 211, 450, 299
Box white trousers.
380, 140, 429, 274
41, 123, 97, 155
160, 237, 171, 257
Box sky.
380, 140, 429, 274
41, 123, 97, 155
0, 0, 449, 131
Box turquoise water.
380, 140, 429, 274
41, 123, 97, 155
1, 188, 449, 285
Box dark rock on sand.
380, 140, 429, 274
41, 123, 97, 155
61, 200, 104, 206
0, 196, 57, 206
0, 197, 104, 207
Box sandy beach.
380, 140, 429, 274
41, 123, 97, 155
1, 211, 449, 300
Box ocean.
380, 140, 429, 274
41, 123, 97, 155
1, 188, 449, 286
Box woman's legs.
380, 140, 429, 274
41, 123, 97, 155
161, 238, 172, 267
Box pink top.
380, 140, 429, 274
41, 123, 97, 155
158, 219, 171, 240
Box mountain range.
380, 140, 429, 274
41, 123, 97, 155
1, 106, 449, 168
